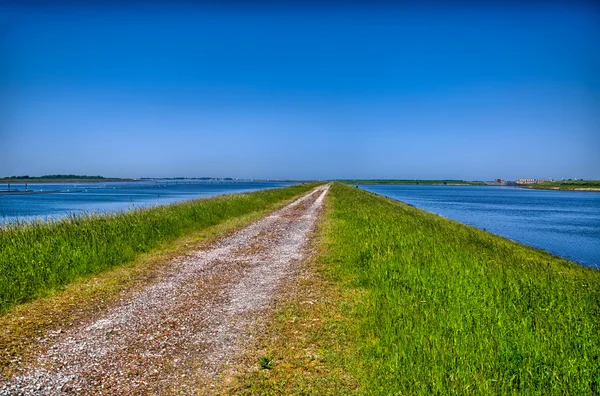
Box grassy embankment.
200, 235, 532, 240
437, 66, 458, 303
235, 182, 599, 394
0, 183, 318, 315
340, 179, 485, 185
524, 180, 600, 191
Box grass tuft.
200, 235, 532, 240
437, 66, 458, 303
258, 356, 275, 370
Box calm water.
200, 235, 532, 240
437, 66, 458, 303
0, 181, 295, 224
358, 184, 600, 268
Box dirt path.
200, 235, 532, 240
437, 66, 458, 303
0, 185, 329, 395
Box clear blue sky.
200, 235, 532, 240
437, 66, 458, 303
1, 1, 599, 180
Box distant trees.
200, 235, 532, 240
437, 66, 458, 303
2, 175, 106, 180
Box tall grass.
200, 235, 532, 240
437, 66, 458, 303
324, 183, 600, 394
0, 183, 318, 314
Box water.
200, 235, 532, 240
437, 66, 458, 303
357, 184, 600, 268
0, 180, 295, 224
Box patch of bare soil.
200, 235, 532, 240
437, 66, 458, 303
0, 185, 329, 395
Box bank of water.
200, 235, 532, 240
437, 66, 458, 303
0, 181, 295, 224
357, 184, 600, 268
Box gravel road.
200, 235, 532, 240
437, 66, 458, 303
0, 184, 329, 395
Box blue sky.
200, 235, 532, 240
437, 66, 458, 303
1, 1, 599, 180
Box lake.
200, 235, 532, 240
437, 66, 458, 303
0, 180, 295, 224
357, 184, 600, 268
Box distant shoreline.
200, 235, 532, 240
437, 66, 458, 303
513, 180, 600, 192
337, 179, 600, 192
0, 178, 136, 184
518, 185, 600, 192
339, 180, 486, 186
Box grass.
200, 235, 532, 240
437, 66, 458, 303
525, 180, 600, 190
0, 190, 317, 377
3, 181, 598, 393
236, 182, 600, 394
322, 183, 600, 394
223, 208, 360, 395
340, 179, 485, 185
0, 183, 319, 315
258, 356, 275, 370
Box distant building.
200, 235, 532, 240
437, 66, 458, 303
537, 178, 553, 183
495, 178, 505, 185
516, 178, 536, 185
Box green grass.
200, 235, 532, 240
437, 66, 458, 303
0, 183, 319, 315
258, 356, 275, 370
526, 180, 600, 190
319, 183, 600, 394
339, 179, 485, 185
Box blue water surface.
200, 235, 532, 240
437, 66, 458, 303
1, 180, 295, 224
357, 184, 600, 268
